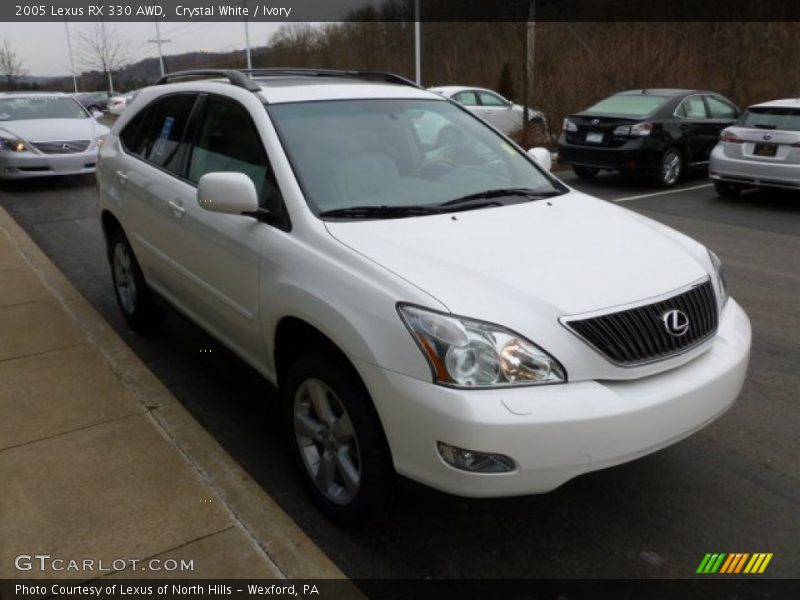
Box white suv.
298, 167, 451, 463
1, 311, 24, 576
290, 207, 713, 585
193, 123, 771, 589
97, 69, 751, 523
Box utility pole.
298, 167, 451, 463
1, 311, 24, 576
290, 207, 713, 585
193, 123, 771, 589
148, 20, 170, 76
522, 1, 535, 137
414, 0, 421, 85
63, 18, 79, 93
243, 0, 252, 69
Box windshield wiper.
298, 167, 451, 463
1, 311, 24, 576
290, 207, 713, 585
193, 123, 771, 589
440, 187, 563, 209
319, 205, 445, 219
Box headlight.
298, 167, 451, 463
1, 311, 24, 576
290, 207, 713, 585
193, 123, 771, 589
708, 249, 728, 308
398, 304, 566, 388
0, 135, 27, 152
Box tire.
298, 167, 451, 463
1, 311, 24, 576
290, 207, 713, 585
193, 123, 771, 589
108, 229, 166, 330
284, 352, 394, 525
655, 148, 684, 188
573, 166, 599, 179
87, 104, 102, 113
714, 181, 742, 198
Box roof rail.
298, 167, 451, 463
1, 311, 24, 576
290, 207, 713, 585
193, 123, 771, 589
154, 69, 261, 92
240, 68, 421, 89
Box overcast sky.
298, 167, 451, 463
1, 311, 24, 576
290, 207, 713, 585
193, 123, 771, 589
1, 21, 287, 77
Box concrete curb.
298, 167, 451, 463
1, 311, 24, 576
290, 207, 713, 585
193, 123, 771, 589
0, 205, 346, 581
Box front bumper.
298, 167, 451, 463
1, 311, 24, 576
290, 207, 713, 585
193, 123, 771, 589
709, 145, 800, 189
356, 298, 751, 497
0, 150, 98, 179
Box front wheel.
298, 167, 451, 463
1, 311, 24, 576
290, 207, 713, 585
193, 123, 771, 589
714, 181, 742, 198
656, 148, 683, 188
284, 353, 395, 525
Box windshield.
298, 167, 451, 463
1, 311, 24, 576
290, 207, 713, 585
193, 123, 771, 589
584, 94, 669, 117
266, 99, 563, 218
739, 106, 800, 131
0, 96, 89, 121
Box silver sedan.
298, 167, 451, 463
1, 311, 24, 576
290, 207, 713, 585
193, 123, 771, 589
0, 92, 109, 179
710, 98, 800, 196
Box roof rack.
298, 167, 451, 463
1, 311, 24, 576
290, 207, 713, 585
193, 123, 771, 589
240, 68, 421, 89
154, 69, 261, 92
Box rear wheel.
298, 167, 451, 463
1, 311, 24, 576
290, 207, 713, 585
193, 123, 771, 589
573, 166, 599, 179
714, 181, 742, 198
655, 148, 683, 187
284, 353, 394, 525
109, 230, 166, 330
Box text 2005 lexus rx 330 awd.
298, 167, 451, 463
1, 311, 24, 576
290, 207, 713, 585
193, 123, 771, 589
96, 70, 751, 523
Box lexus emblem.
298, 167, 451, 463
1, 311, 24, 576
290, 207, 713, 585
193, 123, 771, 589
763, 133, 772, 141
591, 118, 600, 125
662, 309, 690, 337
61, 143, 71, 150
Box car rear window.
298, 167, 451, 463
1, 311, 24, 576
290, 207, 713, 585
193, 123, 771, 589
739, 106, 800, 131
584, 94, 669, 117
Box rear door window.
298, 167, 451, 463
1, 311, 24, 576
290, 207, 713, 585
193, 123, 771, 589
706, 96, 738, 119
136, 93, 198, 173
677, 96, 708, 119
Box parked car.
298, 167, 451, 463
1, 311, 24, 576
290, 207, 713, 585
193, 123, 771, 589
558, 89, 740, 187
429, 85, 549, 138
97, 69, 750, 523
710, 98, 800, 197
0, 92, 109, 179
108, 90, 139, 116
74, 91, 119, 113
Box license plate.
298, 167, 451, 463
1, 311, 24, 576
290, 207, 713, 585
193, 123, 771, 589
586, 131, 604, 144
753, 143, 777, 157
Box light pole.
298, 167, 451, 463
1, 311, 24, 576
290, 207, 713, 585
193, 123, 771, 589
64, 19, 79, 93
243, 0, 252, 69
414, 0, 421, 85
148, 20, 171, 76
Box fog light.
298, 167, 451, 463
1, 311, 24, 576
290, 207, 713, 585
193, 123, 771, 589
437, 442, 515, 473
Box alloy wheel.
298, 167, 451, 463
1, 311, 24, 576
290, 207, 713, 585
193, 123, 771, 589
661, 150, 682, 186
112, 242, 137, 316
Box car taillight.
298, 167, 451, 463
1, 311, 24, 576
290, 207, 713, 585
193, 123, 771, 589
720, 130, 743, 144
563, 118, 578, 132
613, 122, 652, 137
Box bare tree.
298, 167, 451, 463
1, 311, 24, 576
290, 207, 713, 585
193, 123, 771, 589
77, 23, 132, 92
0, 39, 27, 90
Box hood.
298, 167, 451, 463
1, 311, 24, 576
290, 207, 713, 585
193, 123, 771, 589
325, 191, 709, 319
0, 118, 105, 143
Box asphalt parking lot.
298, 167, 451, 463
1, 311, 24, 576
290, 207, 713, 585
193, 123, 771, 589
1, 166, 798, 579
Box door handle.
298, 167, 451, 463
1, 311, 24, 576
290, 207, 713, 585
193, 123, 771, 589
115, 170, 128, 184
167, 199, 186, 218
680, 123, 690, 131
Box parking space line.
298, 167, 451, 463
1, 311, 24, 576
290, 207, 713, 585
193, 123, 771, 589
613, 183, 713, 203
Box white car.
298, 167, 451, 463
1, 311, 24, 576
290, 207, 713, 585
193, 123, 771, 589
0, 92, 109, 179
97, 69, 751, 523
108, 91, 139, 116
429, 85, 549, 137
710, 98, 800, 196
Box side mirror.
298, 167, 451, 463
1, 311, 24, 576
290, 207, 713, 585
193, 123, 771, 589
91, 110, 104, 119
197, 172, 259, 216
528, 147, 552, 172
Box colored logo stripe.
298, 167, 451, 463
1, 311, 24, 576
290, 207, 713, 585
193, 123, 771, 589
697, 553, 773, 574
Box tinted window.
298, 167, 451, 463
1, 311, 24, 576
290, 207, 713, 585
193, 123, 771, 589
188, 96, 281, 213
585, 94, 669, 117
137, 94, 197, 173
678, 96, 708, 119
706, 96, 737, 119
119, 104, 153, 153
453, 91, 479, 106
739, 106, 800, 131
478, 91, 508, 107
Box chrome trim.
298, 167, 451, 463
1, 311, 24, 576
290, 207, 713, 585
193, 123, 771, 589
559, 277, 717, 368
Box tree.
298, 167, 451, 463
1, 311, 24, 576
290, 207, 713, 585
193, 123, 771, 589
77, 23, 132, 92
497, 61, 515, 102
0, 39, 27, 90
